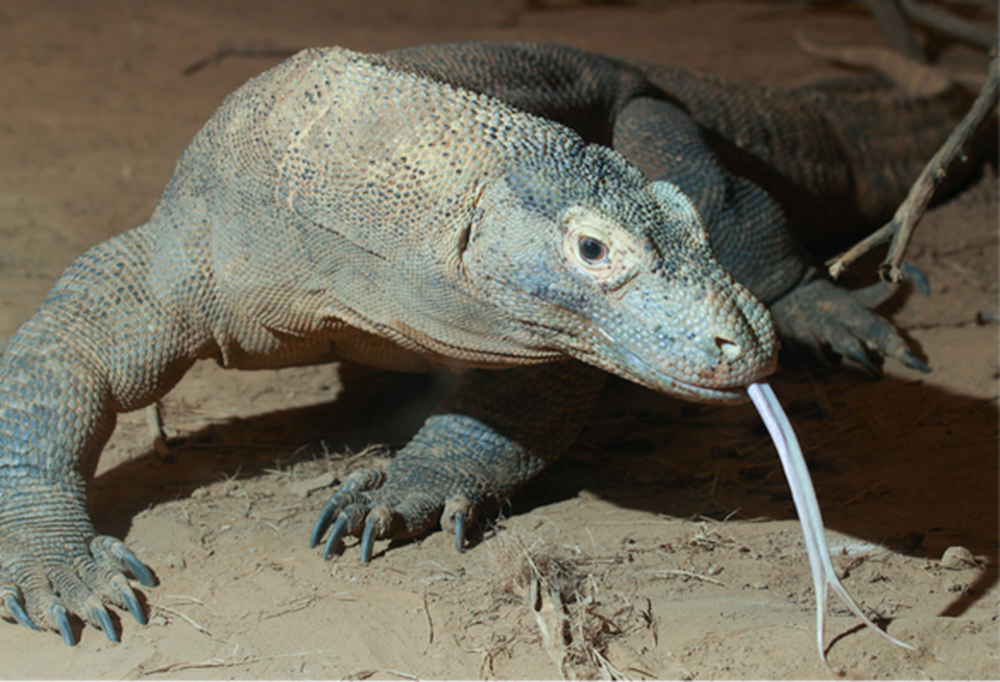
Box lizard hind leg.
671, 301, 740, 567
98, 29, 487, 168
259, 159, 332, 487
309, 362, 607, 563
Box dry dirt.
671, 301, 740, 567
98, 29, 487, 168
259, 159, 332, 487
0, 1, 997, 679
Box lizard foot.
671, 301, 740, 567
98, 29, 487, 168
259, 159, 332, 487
310, 463, 483, 563
769, 276, 929, 376
309, 410, 537, 563
0, 501, 156, 645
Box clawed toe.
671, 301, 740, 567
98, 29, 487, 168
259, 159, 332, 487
311, 500, 339, 549
88, 603, 118, 643
115, 581, 146, 626
453, 513, 466, 553
50, 603, 75, 647
121, 550, 156, 588
2, 591, 38, 631
91, 536, 156, 588
322, 515, 351, 560
899, 348, 931, 373
842, 343, 882, 378
360, 515, 379, 564
311, 468, 387, 552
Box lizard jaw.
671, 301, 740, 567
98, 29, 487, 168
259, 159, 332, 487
668, 377, 748, 404
590, 333, 772, 405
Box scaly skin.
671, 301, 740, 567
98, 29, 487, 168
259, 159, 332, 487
0, 46, 776, 643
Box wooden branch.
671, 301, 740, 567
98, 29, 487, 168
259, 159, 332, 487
795, 32, 952, 96
900, 0, 998, 48
868, 0, 927, 62
828, 50, 998, 283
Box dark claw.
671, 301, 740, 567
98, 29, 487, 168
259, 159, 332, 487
118, 584, 146, 626
901, 349, 932, 373
51, 603, 75, 646
5, 594, 38, 631
453, 512, 466, 554
91, 605, 119, 643
900, 262, 931, 296
311, 499, 339, 548
360, 515, 378, 564
782, 336, 831, 372
123, 548, 157, 588
322, 515, 349, 560
845, 346, 882, 378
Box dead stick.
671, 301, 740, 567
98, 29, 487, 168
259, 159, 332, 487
828, 50, 998, 282
867, 0, 927, 63
900, 0, 998, 48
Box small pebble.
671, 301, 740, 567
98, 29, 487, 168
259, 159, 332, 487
940, 545, 978, 570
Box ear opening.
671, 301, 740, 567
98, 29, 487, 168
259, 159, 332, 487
456, 222, 471, 257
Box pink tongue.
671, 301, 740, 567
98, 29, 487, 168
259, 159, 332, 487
747, 381, 915, 671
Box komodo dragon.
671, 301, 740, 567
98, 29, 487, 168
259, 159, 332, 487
0, 42, 979, 646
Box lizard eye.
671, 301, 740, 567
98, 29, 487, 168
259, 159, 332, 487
578, 236, 609, 264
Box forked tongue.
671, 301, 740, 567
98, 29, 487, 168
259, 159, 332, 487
747, 381, 915, 672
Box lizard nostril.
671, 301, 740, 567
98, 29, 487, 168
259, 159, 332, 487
715, 337, 743, 361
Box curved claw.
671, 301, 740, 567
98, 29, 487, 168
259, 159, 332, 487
90, 605, 119, 643
900, 262, 931, 296
5, 594, 38, 631
122, 549, 156, 588
311, 499, 339, 548
844, 345, 882, 378
322, 515, 349, 560
117, 584, 146, 626
900, 348, 931, 373
51, 603, 75, 646
360, 515, 378, 564
453, 512, 466, 554
310, 470, 381, 548
91, 536, 157, 588
781, 340, 834, 378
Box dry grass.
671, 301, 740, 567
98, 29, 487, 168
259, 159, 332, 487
463, 525, 654, 680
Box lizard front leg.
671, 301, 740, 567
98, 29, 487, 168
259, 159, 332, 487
311, 360, 606, 562
0, 225, 207, 643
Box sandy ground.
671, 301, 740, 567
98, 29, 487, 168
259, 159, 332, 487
0, 1, 997, 679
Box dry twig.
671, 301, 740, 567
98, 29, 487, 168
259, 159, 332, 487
796, 33, 952, 96
868, 0, 926, 62
900, 0, 998, 48
828, 50, 998, 282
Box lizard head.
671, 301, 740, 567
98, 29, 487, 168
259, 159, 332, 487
463, 146, 778, 404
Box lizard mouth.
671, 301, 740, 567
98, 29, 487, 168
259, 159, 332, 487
671, 379, 747, 403
591, 328, 761, 404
